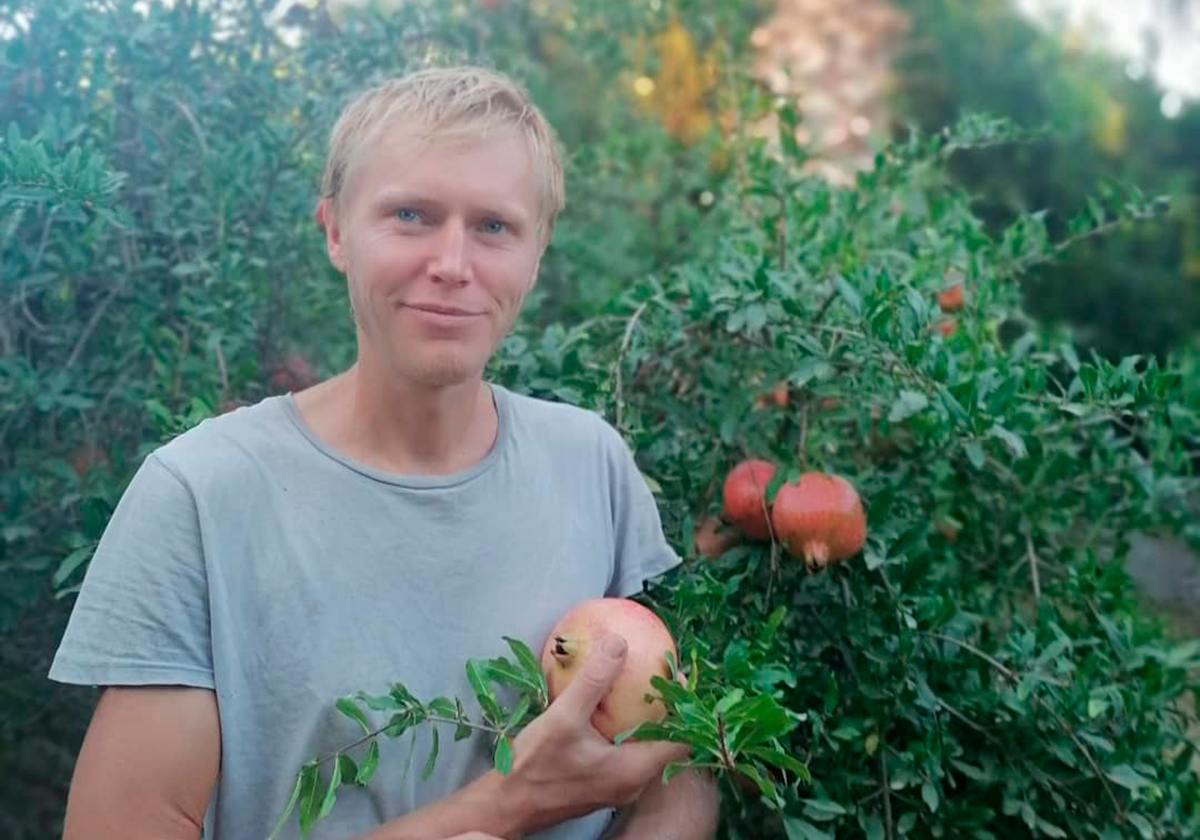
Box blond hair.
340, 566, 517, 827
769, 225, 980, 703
320, 66, 566, 243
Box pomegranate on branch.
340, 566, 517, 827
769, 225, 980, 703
771, 472, 866, 571
721, 458, 777, 540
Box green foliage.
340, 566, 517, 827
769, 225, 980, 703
2, 2, 1198, 840
891, 0, 1200, 360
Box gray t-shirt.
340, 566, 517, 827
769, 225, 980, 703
48, 383, 681, 840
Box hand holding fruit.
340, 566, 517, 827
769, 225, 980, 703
502, 602, 687, 834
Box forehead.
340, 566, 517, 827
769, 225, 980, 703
345, 122, 541, 219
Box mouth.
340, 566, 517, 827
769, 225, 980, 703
401, 302, 483, 317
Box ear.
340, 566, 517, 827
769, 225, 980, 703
525, 255, 542, 294
317, 197, 349, 274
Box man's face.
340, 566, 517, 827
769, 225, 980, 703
322, 123, 544, 388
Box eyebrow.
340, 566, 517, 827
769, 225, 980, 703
370, 191, 532, 226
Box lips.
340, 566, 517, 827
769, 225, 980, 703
402, 302, 482, 317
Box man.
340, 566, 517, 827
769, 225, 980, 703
48, 66, 719, 839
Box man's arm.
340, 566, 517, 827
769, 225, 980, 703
62, 686, 221, 840
605, 768, 719, 840
64, 634, 686, 840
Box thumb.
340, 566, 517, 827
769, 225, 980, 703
553, 633, 627, 723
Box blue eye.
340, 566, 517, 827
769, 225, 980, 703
396, 208, 421, 223
481, 218, 507, 235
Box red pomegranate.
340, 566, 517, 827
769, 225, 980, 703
770, 472, 866, 571
937, 282, 965, 312
753, 382, 789, 409
722, 459, 777, 540
541, 598, 677, 742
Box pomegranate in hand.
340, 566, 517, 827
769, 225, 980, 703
722, 458, 777, 540
541, 598, 677, 741
771, 472, 866, 571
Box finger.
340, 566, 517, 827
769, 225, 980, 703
550, 633, 627, 723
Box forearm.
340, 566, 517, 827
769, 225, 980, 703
354, 769, 526, 840
606, 768, 719, 840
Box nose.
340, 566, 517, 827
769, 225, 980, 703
428, 218, 470, 286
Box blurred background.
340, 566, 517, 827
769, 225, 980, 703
1, 0, 1197, 835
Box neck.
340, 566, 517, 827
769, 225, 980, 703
298, 358, 498, 476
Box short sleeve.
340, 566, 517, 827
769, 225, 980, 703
48, 453, 214, 689
602, 425, 682, 597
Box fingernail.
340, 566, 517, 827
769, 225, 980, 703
601, 634, 627, 658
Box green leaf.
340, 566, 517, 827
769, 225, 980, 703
922, 780, 939, 813
336, 754, 357, 786
466, 660, 502, 721
784, 817, 834, 840
889, 390, 929, 423
896, 811, 917, 833
494, 736, 514, 774
987, 423, 1027, 458
802, 797, 849, 820
384, 710, 417, 739
52, 543, 95, 588
834, 274, 862, 315
422, 727, 439, 780
746, 746, 809, 780
716, 688, 746, 716
355, 740, 380, 785
503, 636, 544, 682
744, 302, 767, 332
732, 762, 779, 800
297, 761, 321, 835
454, 698, 472, 741
965, 440, 986, 469
950, 759, 989, 781
1127, 814, 1154, 839
831, 724, 862, 741
790, 357, 834, 388
506, 695, 533, 730
482, 657, 541, 695
1104, 763, 1153, 791
336, 697, 371, 734
317, 753, 342, 820
427, 696, 458, 718
1036, 817, 1068, 838
266, 771, 304, 840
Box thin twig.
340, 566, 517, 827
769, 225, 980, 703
316, 713, 500, 767
798, 404, 810, 466
1026, 531, 1042, 603
65, 280, 121, 370
163, 92, 209, 157
215, 339, 229, 393
613, 302, 647, 432
880, 748, 894, 840
811, 288, 838, 324
928, 633, 1017, 680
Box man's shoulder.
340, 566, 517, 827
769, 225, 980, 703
499, 385, 625, 451
150, 394, 296, 483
